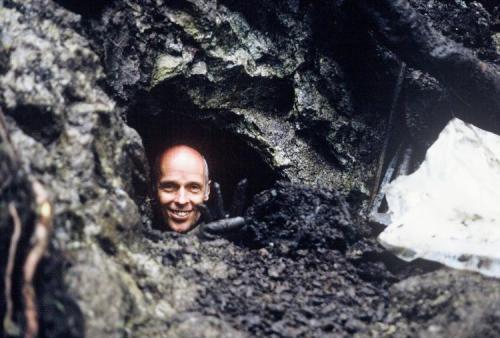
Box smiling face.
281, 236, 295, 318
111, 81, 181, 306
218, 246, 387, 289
156, 146, 210, 233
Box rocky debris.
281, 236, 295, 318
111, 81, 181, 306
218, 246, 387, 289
191, 183, 395, 337
1, 0, 500, 337
243, 182, 366, 250
379, 270, 500, 338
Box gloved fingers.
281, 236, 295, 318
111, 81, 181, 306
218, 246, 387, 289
197, 229, 217, 240
196, 203, 213, 223
203, 216, 246, 234
212, 182, 226, 219
229, 178, 248, 217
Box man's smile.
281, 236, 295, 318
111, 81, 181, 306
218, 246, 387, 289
167, 208, 193, 220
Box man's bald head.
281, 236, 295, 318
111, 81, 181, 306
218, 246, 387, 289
155, 145, 210, 232
157, 145, 209, 183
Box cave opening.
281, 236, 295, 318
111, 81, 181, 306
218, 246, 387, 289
127, 104, 280, 226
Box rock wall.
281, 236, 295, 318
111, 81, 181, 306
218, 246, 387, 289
1, 0, 500, 337
0, 1, 147, 336
81, 0, 393, 202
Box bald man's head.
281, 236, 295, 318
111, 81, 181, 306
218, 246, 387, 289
155, 145, 209, 185
155, 145, 210, 232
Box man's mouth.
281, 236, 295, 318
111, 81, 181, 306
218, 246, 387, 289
167, 209, 193, 219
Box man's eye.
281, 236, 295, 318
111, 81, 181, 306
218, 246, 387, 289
159, 183, 176, 192
189, 185, 201, 192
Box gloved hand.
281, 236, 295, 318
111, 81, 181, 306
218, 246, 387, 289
194, 179, 248, 240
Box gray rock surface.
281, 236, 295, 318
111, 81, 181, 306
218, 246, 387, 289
1, 0, 500, 337
379, 270, 500, 338
0, 1, 152, 336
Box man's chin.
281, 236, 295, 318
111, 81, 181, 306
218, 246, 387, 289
164, 210, 201, 233
168, 220, 195, 233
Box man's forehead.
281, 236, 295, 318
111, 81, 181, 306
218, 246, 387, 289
159, 146, 206, 176
160, 166, 205, 178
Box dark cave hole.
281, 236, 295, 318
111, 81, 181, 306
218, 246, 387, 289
128, 109, 279, 227
53, 0, 114, 18
219, 0, 286, 36
7, 104, 62, 146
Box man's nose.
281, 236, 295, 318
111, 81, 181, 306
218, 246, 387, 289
174, 188, 188, 204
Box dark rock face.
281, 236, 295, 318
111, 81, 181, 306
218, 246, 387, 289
82, 0, 385, 198
1, 0, 500, 337
409, 0, 496, 57
403, 0, 500, 151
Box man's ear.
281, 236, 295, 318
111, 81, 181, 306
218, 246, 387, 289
204, 180, 211, 201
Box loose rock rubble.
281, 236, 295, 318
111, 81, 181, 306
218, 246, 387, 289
190, 183, 394, 337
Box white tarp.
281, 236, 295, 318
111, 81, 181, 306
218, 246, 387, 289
379, 118, 500, 278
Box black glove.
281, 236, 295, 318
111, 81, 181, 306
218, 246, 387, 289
194, 179, 248, 240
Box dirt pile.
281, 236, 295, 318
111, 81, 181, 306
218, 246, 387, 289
191, 183, 394, 337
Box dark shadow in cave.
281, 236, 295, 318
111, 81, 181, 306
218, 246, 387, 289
128, 105, 280, 228
6, 104, 62, 147
53, 0, 114, 18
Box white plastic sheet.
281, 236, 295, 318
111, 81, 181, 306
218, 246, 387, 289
379, 118, 500, 278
